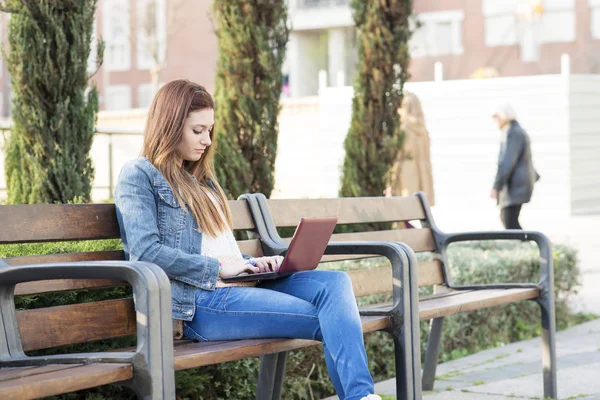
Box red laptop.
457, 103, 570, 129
222, 217, 338, 282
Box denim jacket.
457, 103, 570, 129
114, 157, 220, 321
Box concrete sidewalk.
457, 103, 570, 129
352, 318, 600, 400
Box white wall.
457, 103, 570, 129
0, 74, 597, 230
273, 74, 599, 232
405, 75, 571, 231
288, 31, 327, 97
569, 75, 600, 215
289, 1, 352, 31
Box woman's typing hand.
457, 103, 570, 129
252, 256, 284, 273
220, 256, 284, 278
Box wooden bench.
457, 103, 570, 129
246, 192, 558, 400
0, 200, 420, 400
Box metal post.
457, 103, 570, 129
257, 352, 287, 400
108, 133, 114, 199
422, 317, 444, 391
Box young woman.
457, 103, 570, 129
114, 79, 382, 400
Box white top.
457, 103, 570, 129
200, 188, 256, 288
201, 229, 243, 264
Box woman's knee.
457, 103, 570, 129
319, 269, 351, 284
317, 270, 354, 295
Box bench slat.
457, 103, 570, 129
237, 239, 264, 258
0, 363, 133, 400
0, 201, 253, 244
347, 260, 444, 296
173, 315, 390, 370
7, 241, 261, 296
266, 197, 426, 227
7, 251, 128, 296
15, 279, 126, 296
5, 250, 126, 266
419, 288, 539, 320
229, 200, 255, 231
18, 299, 136, 351
277, 229, 436, 262
417, 260, 445, 287
328, 229, 435, 252
0, 365, 81, 383
0, 204, 121, 244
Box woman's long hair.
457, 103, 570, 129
142, 79, 232, 236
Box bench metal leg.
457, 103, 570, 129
257, 351, 287, 400
422, 317, 444, 391
537, 297, 557, 399
389, 315, 421, 400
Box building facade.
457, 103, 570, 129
288, 0, 600, 95
0, 0, 219, 115
1, 0, 600, 114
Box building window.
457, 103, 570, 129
484, 0, 575, 48
485, 14, 518, 46
539, 9, 575, 43
102, 0, 131, 71
136, 0, 167, 70
296, 0, 350, 9
0, 19, 3, 75
591, 0, 600, 39
410, 10, 464, 57
137, 83, 153, 108
105, 85, 132, 110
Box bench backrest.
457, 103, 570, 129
0, 193, 440, 352
0, 201, 264, 352
262, 194, 442, 297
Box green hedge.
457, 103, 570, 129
0, 240, 589, 400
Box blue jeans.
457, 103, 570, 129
184, 270, 375, 400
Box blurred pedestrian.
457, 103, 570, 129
386, 91, 435, 206
491, 104, 540, 229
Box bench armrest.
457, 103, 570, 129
324, 241, 417, 315
439, 230, 553, 299
0, 260, 175, 397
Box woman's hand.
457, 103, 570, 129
219, 256, 284, 278
252, 256, 284, 273
220, 259, 260, 278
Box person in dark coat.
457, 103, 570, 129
490, 104, 539, 229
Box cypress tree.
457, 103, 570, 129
2, 0, 103, 204
212, 0, 289, 199
339, 0, 412, 198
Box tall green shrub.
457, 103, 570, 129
212, 0, 289, 199
1, 0, 103, 204
339, 0, 412, 197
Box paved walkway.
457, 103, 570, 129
323, 319, 600, 400
381, 318, 600, 399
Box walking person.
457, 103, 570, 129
114, 79, 383, 400
491, 104, 539, 229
